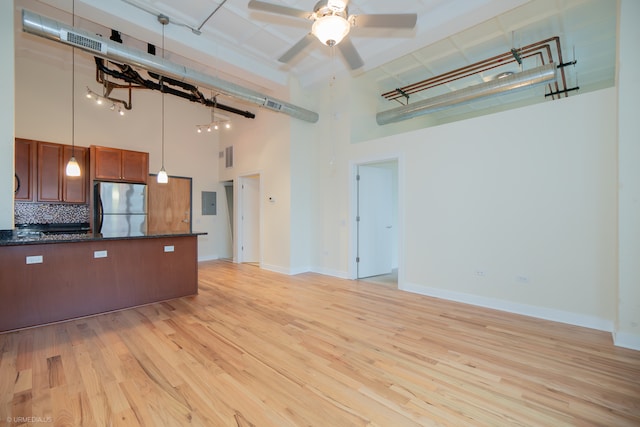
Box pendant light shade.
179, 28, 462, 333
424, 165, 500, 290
157, 167, 168, 183
66, 156, 81, 176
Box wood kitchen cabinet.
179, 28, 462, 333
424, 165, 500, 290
14, 138, 35, 201
15, 138, 88, 204
91, 145, 149, 183
63, 145, 88, 203
37, 141, 63, 202
37, 141, 88, 204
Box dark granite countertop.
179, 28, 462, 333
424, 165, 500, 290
0, 231, 207, 246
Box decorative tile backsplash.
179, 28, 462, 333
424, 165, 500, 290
15, 202, 90, 224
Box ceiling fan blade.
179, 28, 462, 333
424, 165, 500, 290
248, 0, 312, 20
338, 38, 364, 70
350, 13, 417, 29
278, 33, 316, 63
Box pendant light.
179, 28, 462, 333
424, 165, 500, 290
65, 0, 81, 177
156, 14, 169, 184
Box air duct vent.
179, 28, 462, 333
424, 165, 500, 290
264, 99, 283, 111
22, 9, 318, 123
60, 29, 107, 54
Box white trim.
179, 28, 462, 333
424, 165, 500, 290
261, 263, 292, 275
311, 266, 349, 279
289, 265, 313, 276
237, 172, 262, 264
198, 255, 218, 262
402, 281, 614, 333
613, 331, 640, 351
348, 153, 405, 281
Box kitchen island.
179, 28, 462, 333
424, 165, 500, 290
0, 232, 204, 333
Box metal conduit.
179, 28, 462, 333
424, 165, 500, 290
376, 63, 557, 126
22, 9, 319, 123
382, 36, 568, 103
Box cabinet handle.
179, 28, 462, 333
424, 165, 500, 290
14, 174, 20, 194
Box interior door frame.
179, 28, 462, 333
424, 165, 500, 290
236, 173, 262, 265
148, 173, 193, 234
349, 153, 404, 285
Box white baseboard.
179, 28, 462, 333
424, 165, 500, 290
310, 266, 349, 279
613, 331, 640, 351
198, 255, 219, 262
261, 263, 294, 275
401, 282, 614, 333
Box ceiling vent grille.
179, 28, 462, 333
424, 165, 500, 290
264, 99, 283, 111
225, 146, 233, 169
60, 29, 107, 54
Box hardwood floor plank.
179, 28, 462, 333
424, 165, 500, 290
1, 260, 639, 426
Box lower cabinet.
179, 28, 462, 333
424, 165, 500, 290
0, 236, 198, 332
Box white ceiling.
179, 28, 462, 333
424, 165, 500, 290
26, 0, 617, 121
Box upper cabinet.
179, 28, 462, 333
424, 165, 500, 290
91, 146, 148, 184
15, 138, 88, 204
63, 145, 89, 203
37, 142, 63, 202
15, 139, 35, 201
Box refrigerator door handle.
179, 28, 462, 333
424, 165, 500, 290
94, 184, 104, 234
98, 196, 104, 233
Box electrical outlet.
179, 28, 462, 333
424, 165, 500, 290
26, 255, 43, 264
475, 270, 486, 277
94, 250, 108, 258
516, 275, 529, 284
164, 245, 175, 253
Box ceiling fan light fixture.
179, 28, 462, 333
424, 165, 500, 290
312, 15, 350, 46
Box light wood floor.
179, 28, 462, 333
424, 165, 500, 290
1, 260, 639, 426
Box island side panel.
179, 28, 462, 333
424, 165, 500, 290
0, 235, 198, 332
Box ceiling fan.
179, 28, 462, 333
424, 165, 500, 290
248, 0, 417, 70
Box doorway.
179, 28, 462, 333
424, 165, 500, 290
147, 175, 192, 234
238, 174, 261, 264
352, 158, 400, 286
221, 180, 234, 261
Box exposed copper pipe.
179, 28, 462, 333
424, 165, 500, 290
383, 36, 570, 103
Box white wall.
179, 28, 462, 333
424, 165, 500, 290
219, 106, 298, 273
616, 0, 640, 350
0, 0, 15, 230
310, 71, 619, 331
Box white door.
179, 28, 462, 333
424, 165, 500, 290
357, 165, 393, 278
240, 175, 260, 263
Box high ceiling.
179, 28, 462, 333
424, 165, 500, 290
23, 0, 617, 122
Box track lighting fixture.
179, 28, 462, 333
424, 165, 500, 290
195, 95, 231, 133
86, 87, 126, 116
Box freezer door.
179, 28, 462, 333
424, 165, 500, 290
99, 182, 147, 214
100, 214, 147, 237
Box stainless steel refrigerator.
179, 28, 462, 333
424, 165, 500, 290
94, 182, 148, 237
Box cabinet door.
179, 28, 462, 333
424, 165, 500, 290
15, 139, 35, 201
63, 145, 88, 203
37, 142, 63, 202
122, 150, 149, 183
93, 146, 123, 180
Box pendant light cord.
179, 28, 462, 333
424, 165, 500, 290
161, 22, 165, 169
71, 0, 75, 158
